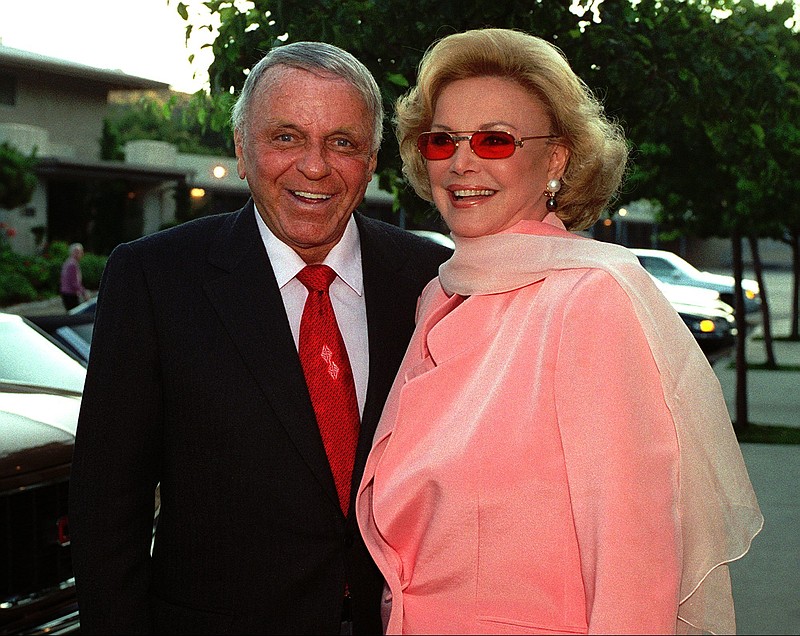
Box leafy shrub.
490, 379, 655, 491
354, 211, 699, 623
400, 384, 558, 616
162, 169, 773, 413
0, 248, 43, 305
80, 253, 107, 289
0, 144, 37, 210
0, 271, 37, 304
0, 237, 108, 307
43, 241, 70, 290
45, 241, 70, 262
20, 255, 51, 291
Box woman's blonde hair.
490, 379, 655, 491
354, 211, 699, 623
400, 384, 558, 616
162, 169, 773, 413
395, 28, 628, 230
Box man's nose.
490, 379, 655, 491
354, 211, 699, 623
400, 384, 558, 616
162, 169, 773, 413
296, 141, 333, 179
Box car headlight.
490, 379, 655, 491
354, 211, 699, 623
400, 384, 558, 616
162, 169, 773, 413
682, 314, 736, 338
699, 319, 716, 333
745, 289, 757, 300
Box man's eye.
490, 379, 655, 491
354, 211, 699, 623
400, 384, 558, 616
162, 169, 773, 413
276, 133, 296, 143
332, 138, 354, 148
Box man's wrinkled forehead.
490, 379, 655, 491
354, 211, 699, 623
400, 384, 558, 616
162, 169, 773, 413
248, 65, 374, 141
255, 64, 360, 111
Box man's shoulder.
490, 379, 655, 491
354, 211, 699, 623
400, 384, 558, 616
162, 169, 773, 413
112, 209, 246, 261
141, 212, 237, 244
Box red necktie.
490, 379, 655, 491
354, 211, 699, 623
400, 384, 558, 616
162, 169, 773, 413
297, 265, 360, 515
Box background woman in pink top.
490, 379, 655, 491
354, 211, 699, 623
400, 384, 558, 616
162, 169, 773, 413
60, 242, 89, 310
356, 28, 762, 635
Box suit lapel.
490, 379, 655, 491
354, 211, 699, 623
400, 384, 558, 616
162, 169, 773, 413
352, 216, 414, 497
203, 203, 340, 509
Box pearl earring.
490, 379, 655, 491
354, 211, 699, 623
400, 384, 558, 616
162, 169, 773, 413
545, 178, 562, 212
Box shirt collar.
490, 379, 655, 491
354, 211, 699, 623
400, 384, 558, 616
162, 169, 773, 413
253, 205, 363, 296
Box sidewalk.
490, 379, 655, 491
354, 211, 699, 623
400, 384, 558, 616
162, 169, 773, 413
730, 444, 800, 635
713, 316, 800, 635
1, 293, 94, 317
713, 320, 800, 428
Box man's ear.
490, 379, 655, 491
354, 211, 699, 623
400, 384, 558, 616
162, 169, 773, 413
367, 152, 378, 180
234, 129, 246, 179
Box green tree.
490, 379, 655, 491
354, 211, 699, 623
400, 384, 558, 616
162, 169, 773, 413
765, 16, 800, 341
102, 93, 234, 160
177, 0, 592, 223
610, 0, 798, 429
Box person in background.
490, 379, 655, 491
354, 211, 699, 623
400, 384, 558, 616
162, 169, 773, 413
69, 41, 450, 635
357, 28, 762, 635
59, 242, 89, 310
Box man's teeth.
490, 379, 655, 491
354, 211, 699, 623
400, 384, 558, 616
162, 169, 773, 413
293, 191, 332, 200
452, 189, 494, 198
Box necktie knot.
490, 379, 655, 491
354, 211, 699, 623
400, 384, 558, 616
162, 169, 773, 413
297, 264, 337, 292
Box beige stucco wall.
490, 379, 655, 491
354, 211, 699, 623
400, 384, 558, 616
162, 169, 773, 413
1, 72, 108, 161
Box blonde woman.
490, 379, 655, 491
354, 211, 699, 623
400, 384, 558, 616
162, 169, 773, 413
357, 28, 762, 635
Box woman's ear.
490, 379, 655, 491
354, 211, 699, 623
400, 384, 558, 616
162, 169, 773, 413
547, 143, 570, 181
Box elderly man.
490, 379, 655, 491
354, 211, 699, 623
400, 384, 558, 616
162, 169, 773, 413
69, 42, 450, 635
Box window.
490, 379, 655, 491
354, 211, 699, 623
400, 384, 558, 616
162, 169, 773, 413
638, 256, 676, 278
0, 73, 17, 106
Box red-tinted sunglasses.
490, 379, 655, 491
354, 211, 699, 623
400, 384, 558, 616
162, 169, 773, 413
417, 130, 557, 160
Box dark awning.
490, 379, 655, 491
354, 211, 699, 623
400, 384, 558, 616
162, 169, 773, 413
35, 157, 190, 183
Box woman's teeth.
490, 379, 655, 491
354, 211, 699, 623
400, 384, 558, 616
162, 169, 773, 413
452, 189, 495, 199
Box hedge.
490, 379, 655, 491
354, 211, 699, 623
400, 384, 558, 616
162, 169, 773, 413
0, 235, 107, 307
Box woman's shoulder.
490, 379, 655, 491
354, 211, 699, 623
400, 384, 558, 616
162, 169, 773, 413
546, 264, 649, 322
415, 277, 450, 320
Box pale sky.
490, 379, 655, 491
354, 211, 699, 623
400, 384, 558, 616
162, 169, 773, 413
0, 0, 219, 93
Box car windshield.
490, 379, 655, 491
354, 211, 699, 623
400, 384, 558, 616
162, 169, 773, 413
637, 252, 702, 276
0, 316, 86, 394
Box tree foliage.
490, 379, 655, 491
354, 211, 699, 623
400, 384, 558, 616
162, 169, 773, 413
176, 0, 796, 233
0, 142, 38, 210
101, 93, 234, 160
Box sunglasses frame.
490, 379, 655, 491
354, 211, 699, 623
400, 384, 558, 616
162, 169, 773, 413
417, 130, 558, 160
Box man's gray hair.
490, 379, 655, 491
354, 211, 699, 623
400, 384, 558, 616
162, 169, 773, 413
231, 41, 383, 152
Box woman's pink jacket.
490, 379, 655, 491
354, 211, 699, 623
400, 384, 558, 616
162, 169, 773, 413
356, 216, 762, 635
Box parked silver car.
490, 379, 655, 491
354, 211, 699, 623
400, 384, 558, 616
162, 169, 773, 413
0, 312, 85, 635
631, 248, 761, 319
653, 278, 737, 361
26, 298, 96, 366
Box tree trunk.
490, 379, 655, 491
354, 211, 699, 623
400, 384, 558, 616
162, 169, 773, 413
791, 229, 800, 341
732, 231, 749, 431
748, 235, 776, 367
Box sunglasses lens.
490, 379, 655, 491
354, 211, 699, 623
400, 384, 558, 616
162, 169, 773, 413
471, 131, 516, 159
418, 132, 455, 160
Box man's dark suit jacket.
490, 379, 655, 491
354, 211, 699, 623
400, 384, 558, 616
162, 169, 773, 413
69, 201, 451, 635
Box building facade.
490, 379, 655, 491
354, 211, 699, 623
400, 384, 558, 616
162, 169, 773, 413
0, 46, 257, 256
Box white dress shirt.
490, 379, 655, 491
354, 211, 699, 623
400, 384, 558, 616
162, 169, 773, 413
254, 207, 369, 417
